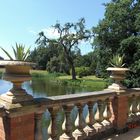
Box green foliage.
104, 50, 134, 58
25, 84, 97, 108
58, 75, 107, 90
47, 56, 70, 74
29, 44, 63, 70
92, 0, 140, 87
0, 43, 30, 61
35, 18, 92, 80
31, 70, 67, 78
110, 54, 125, 67
73, 67, 91, 78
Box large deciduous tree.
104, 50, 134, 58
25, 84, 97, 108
36, 18, 91, 80
92, 0, 140, 87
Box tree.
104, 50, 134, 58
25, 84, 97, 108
36, 18, 91, 80
29, 41, 63, 70
29, 46, 48, 69
92, 0, 140, 87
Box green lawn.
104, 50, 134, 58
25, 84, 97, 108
57, 75, 107, 90
30, 70, 49, 77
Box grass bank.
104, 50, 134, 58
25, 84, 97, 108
31, 70, 107, 91
57, 75, 106, 90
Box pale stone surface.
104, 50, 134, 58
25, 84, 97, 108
0, 60, 35, 66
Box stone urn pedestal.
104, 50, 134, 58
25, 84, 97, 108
0, 61, 44, 140
0, 60, 35, 104
107, 67, 129, 91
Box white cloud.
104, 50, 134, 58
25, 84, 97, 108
29, 30, 37, 35
29, 27, 60, 39
41, 27, 60, 39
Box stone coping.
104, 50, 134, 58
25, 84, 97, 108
0, 60, 35, 66
34, 88, 140, 107
34, 90, 116, 107
107, 67, 129, 71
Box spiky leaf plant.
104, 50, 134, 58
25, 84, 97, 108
110, 54, 125, 67
0, 43, 30, 61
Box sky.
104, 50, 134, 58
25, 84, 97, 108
0, 0, 111, 59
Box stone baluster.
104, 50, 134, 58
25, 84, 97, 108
48, 107, 59, 140
35, 112, 44, 140
136, 96, 140, 116
127, 95, 138, 123
102, 98, 112, 129
73, 103, 86, 140
129, 97, 133, 115
83, 102, 95, 137
93, 100, 105, 132
131, 96, 138, 116
60, 104, 74, 140
108, 97, 115, 123
127, 96, 133, 123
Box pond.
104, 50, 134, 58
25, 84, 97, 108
0, 77, 103, 139
0, 78, 100, 96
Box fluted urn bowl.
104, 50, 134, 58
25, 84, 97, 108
0, 60, 35, 103
107, 67, 129, 90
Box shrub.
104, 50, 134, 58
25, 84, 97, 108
71, 67, 91, 78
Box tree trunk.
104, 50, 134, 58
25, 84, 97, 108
71, 63, 76, 80
65, 49, 76, 80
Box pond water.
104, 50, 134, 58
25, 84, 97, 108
0, 77, 101, 139
0, 78, 97, 96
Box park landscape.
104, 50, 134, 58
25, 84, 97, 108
0, 0, 140, 140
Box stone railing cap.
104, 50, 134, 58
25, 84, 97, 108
107, 67, 129, 71
0, 60, 36, 66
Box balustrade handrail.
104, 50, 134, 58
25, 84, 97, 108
34, 90, 116, 107
127, 88, 140, 97
34, 88, 140, 106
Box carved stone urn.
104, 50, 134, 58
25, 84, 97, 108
0, 60, 35, 104
107, 67, 129, 91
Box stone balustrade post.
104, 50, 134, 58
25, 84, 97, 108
48, 107, 59, 140
35, 112, 44, 140
0, 97, 44, 140
83, 102, 95, 137
131, 96, 138, 115
102, 98, 112, 129
112, 93, 128, 132
60, 104, 74, 140
73, 103, 86, 140
93, 100, 105, 132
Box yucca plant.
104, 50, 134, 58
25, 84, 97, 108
110, 54, 125, 67
0, 43, 30, 61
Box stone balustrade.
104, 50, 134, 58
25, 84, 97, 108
0, 87, 140, 140
33, 90, 115, 140
127, 88, 140, 128
33, 88, 140, 140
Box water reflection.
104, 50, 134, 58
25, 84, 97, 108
0, 77, 97, 98
23, 77, 95, 97
0, 80, 12, 94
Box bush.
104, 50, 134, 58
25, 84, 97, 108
73, 67, 91, 78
